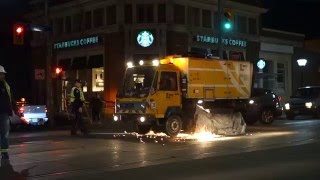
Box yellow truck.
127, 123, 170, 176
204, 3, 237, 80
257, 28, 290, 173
113, 55, 253, 137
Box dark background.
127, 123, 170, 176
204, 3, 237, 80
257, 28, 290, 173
0, 0, 319, 102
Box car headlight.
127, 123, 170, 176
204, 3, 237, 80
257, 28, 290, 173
139, 116, 146, 122
197, 100, 204, 104
249, 100, 255, 104
285, 103, 290, 110
305, 102, 313, 109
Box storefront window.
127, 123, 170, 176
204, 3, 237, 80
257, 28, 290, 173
93, 8, 104, 28
125, 4, 132, 24
188, 7, 200, 27
263, 60, 275, 90
248, 18, 257, 35
158, 4, 166, 23
277, 63, 285, 89
54, 17, 63, 36
235, 15, 247, 33
85, 11, 92, 30
174, 4, 185, 24
202, 9, 212, 28
65, 16, 71, 33
214, 12, 219, 30
58, 58, 72, 70
137, 4, 144, 23
92, 68, 104, 92
136, 4, 154, 23
73, 13, 82, 32
72, 57, 87, 69
106, 5, 117, 25
146, 4, 154, 23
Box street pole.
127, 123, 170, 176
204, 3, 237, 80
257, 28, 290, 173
301, 69, 303, 87
217, 0, 223, 59
45, 0, 55, 128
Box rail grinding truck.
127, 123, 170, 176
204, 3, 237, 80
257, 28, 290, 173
113, 55, 253, 137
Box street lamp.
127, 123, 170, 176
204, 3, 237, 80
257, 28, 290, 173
297, 59, 308, 87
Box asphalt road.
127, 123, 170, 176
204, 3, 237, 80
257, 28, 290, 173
1, 118, 320, 180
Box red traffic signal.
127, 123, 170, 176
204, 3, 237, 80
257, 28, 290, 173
13, 24, 25, 45
16, 26, 24, 34
55, 67, 63, 75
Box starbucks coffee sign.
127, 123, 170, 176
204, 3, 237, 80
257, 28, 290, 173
195, 34, 247, 48
137, 31, 154, 47
54, 36, 100, 50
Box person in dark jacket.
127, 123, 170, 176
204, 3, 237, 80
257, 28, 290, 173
69, 79, 87, 136
0, 65, 13, 160
91, 92, 103, 124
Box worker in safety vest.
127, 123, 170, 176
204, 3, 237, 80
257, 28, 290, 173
70, 79, 88, 135
0, 65, 13, 160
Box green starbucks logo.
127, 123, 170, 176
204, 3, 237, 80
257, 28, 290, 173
137, 31, 154, 47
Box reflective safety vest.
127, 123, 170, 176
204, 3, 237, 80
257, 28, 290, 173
4, 81, 11, 104
0, 148, 8, 153
70, 87, 85, 102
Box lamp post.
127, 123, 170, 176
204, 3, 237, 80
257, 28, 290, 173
297, 59, 307, 87
218, 0, 223, 59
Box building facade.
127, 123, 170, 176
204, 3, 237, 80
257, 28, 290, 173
257, 28, 304, 103
28, 0, 303, 112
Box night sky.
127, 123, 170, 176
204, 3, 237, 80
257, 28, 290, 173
263, 0, 320, 38
0, 0, 319, 101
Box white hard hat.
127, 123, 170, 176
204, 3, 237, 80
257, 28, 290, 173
0, 65, 7, 73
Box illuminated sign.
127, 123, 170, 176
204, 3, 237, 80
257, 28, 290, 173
54, 36, 100, 49
137, 31, 154, 47
257, 59, 266, 70
195, 35, 247, 47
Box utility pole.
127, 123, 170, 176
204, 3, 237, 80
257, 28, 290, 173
217, 0, 223, 59
45, 0, 54, 128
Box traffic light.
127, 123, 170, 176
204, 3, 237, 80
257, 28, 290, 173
13, 24, 25, 45
223, 10, 233, 31
53, 67, 64, 79
55, 67, 63, 75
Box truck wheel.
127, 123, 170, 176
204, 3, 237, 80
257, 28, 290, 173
286, 113, 295, 120
165, 115, 182, 137
136, 125, 151, 134
260, 109, 274, 124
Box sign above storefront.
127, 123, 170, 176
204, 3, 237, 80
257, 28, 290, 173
137, 31, 154, 48
257, 59, 266, 70
195, 34, 247, 48
53, 36, 100, 50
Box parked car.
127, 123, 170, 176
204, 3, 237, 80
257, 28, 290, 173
243, 88, 283, 125
284, 86, 320, 120
10, 98, 48, 129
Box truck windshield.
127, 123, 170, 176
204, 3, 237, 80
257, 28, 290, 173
117, 66, 156, 98
294, 88, 320, 98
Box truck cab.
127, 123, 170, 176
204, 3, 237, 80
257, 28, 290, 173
114, 60, 183, 136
